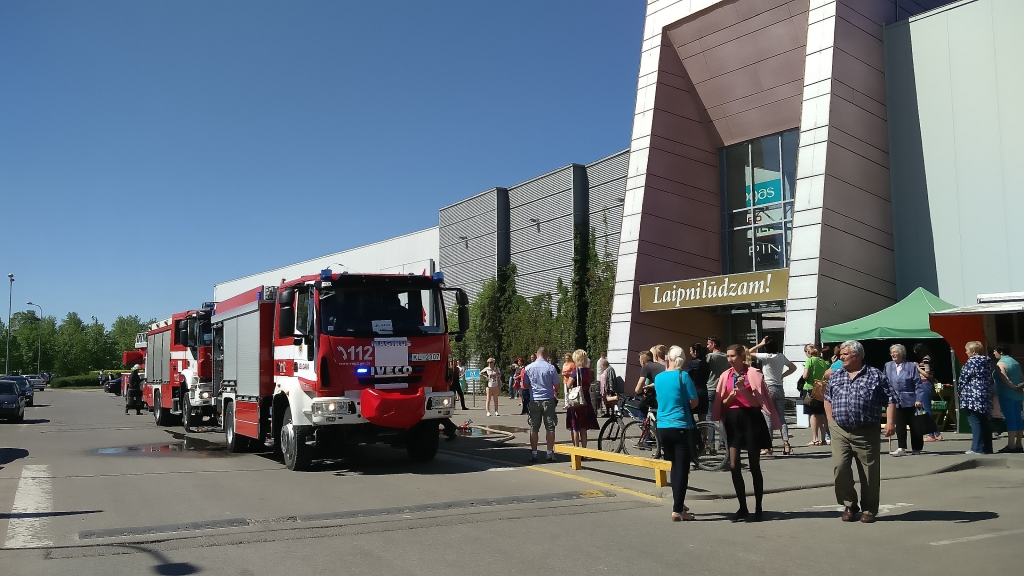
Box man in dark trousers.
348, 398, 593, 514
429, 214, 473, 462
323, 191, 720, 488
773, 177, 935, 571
126, 365, 143, 415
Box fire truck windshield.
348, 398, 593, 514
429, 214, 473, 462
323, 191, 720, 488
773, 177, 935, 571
319, 286, 444, 338
188, 315, 213, 349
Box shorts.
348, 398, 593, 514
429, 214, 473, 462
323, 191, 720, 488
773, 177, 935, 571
528, 398, 558, 433
999, 396, 1024, 432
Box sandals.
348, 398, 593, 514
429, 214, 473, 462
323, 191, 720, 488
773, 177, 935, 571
671, 511, 695, 522
782, 442, 792, 455
807, 440, 822, 446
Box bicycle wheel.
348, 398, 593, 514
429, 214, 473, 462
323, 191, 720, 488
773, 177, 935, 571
597, 418, 623, 453
621, 420, 660, 458
694, 420, 728, 471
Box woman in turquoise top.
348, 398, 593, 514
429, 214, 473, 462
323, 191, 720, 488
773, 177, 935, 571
993, 345, 1024, 453
653, 345, 699, 521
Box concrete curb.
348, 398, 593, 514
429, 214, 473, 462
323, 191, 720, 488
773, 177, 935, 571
686, 456, 1024, 501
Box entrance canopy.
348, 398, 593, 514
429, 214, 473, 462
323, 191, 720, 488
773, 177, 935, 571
820, 287, 956, 342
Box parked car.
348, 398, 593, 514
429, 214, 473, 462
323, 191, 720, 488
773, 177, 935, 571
0, 379, 26, 422
1, 376, 34, 407
23, 374, 45, 391
104, 374, 123, 395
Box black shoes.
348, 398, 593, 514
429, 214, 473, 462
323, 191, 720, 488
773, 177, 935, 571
731, 509, 748, 522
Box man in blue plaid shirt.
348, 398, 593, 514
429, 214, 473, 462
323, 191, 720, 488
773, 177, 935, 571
825, 340, 897, 524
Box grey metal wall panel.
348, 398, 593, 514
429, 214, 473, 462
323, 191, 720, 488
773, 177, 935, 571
510, 215, 574, 255
517, 267, 573, 300
440, 233, 496, 264
235, 311, 261, 397
439, 213, 497, 248
509, 193, 574, 230
586, 151, 629, 186
508, 167, 572, 208
439, 190, 497, 227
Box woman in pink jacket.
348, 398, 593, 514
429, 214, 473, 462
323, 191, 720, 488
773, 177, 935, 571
712, 344, 782, 522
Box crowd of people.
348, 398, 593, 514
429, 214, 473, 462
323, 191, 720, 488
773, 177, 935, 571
444, 335, 1022, 523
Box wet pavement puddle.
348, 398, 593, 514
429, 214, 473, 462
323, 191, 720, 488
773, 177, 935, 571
92, 431, 231, 458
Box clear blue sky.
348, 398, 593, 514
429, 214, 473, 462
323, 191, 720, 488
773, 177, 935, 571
0, 1, 644, 326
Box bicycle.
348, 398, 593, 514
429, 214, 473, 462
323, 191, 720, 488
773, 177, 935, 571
597, 395, 646, 454
692, 420, 728, 471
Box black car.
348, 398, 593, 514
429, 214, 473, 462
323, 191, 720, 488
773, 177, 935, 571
1, 376, 34, 407
103, 374, 123, 395
0, 379, 27, 422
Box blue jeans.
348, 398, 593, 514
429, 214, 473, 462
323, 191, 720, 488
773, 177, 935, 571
967, 410, 993, 454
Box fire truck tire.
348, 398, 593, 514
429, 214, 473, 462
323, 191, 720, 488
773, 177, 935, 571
182, 395, 195, 433
224, 402, 250, 453
406, 422, 440, 462
280, 410, 312, 471
154, 392, 171, 427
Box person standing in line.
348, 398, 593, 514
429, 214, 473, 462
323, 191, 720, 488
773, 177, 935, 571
566, 350, 599, 448
687, 343, 710, 423
748, 336, 797, 456
712, 344, 781, 522
481, 358, 502, 417
522, 347, 559, 463
801, 344, 830, 446
635, 346, 666, 414
98, 369, 106, 388
705, 336, 730, 446
992, 344, 1023, 453
516, 357, 531, 415
508, 357, 520, 400
825, 340, 898, 523
561, 353, 575, 410
597, 357, 617, 417
959, 341, 994, 455
915, 343, 943, 442
884, 344, 924, 456
450, 359, 468, 410
654, 345, 699, 521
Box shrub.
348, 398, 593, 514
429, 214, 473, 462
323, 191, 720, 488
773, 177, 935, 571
50, 375, 106, 388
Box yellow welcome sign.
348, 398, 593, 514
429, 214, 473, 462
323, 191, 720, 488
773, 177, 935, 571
640, 269, 789, 311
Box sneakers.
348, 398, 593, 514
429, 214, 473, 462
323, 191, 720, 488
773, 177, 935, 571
486, 412, 491, 417
964, 450, 981, 455
890, 448, 907, 457
528, 454, 538, 463
494, 412, 500, 417
546, 453, 555, 463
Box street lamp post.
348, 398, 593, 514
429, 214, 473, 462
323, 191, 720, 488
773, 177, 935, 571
5, 273, 13, 375
27, 302, 42, 374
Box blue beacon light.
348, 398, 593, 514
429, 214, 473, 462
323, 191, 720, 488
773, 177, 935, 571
320, 269, 333, 281
355, 366, 370, 375
432, 271, 445, 284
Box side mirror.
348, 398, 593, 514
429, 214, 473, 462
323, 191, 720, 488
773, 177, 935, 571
455, 289, 469, 307
454, 333, 465, 343
457, 304, 469, 334
178, 328, 189, 347
278, 288, 295, 306
278, 308, 295, 339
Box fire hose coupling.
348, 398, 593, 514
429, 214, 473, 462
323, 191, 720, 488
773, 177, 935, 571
312, 399, 356, 416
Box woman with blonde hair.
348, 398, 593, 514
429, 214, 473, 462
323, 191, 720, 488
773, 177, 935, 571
481, 357, 502, 417
566, 349, 599, 447
653, 345, 699, 520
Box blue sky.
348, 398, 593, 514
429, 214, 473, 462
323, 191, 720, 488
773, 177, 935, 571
0, 1, 644, 325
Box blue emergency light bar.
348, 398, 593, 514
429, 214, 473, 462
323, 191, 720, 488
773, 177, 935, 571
433, 271, 445, 284
355, 366, 370, 375
320, 269, 333, 280
201, 302, 216, 310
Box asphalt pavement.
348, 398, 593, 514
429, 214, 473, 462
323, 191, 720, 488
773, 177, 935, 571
1, 389, 1021, 576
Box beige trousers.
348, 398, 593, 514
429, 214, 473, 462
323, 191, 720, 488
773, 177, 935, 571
828, 419, 881, 515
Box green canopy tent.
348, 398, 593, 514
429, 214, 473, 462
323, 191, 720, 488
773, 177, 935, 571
819, 287, 956, 342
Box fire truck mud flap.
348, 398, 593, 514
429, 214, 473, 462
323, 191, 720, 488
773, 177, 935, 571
360, 388, 426, 430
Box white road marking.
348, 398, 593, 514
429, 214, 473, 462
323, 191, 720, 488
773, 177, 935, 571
4, 465, 54, 548
930, 528, 1024, 546
808, 503, 912, 514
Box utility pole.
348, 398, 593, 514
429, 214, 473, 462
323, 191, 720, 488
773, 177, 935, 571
5, 274, 13, 375
27, 302, 42, 374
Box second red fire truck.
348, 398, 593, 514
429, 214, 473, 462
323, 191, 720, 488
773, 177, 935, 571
141, 307, 218, 431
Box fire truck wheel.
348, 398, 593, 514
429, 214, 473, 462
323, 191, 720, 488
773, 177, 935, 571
224, 402, 249, 453
154, 392, 171, 427
406, 421, 440, 463
280, 409, 312, 471
182, 395, 194, 433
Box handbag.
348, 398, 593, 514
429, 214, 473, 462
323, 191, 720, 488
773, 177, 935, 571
810, 379, 827, 402
565, 368, 587, 409
913, 408, 939, 435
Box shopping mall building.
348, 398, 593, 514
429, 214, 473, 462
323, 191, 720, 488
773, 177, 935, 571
216, 0, 1023, 394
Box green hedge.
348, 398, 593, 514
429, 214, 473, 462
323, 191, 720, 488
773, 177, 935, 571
87, 369, 131, 377
51, 375, 107, 389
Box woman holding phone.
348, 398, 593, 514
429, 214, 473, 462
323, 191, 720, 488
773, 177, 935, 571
712, 344, 782, 522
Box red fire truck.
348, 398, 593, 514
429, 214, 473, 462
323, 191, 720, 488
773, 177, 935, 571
212, 269, 468, 470
142, 307, 217, 431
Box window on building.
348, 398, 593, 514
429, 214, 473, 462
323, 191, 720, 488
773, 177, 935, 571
721, 129, 799, 273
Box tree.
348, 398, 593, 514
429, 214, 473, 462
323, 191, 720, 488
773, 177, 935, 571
468, 276, 504, 366
109, 315, 149, 364
10, 311, 57, 374
53, 312, 89, 377
585, 226, 617, 359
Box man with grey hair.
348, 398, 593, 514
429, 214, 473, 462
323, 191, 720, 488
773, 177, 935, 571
825, 340, 898, 523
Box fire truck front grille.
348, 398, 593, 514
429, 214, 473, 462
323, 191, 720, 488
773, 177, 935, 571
357, 376, 423, 386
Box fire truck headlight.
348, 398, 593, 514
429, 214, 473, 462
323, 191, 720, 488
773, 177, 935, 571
327, 402, 337, 412
199, 391, 211, 400
439, 396, 451, 408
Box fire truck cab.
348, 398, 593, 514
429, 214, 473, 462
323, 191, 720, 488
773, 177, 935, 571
214, 270, 468, 470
